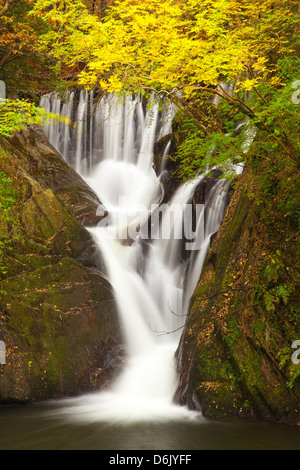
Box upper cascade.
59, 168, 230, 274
40, 90, 177, 177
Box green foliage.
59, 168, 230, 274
0, 99, 71, 138
174, 99, 255, 179
1, 0, 299, 182
277, 57, 300, 83
254, 250, 295, 313
0, 0, 68, 96
0, 162, 17, 275
32, 0, 299, 178
287, 368, 300, 389
278, 175, 300, 232
176, 67, 300, 179
0, 99, 48, 137
263, 250, 285, 284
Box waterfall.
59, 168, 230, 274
41, 91, 228, 423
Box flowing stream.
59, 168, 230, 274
40, 91, 229, 424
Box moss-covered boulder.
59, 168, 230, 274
0, 126, 124, 403
176, 167, 300, 425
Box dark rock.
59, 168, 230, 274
193, 169, 224, 205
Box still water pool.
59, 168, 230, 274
0, 401, 299, 450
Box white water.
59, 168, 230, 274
41, 91, 228, 423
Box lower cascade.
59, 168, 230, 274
41, 91, 229, 423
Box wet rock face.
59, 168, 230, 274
192, 169, 224, 205
153, 134, 183, 203
0, 126, 123, 403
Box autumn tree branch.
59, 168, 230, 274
190, 83, 300, 167
0, 0, 19, 18
193, 287, 253, 303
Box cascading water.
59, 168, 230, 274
41, 90, 229, 423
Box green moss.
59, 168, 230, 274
181, 161, 300, 423
223, 316, 241, 349
0, 128, 121, 403
0, 257, 117, 400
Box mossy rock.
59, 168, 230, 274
0, 126, 123, 404
0, 257, 120, 401
176, 167, 300, 425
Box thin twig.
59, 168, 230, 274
193, 287, 252, 302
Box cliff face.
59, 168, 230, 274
0, 126, 124, 403
176, 167, 300, 425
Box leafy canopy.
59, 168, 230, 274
1, 0, 299, 170
0, 0, 73, 136
32, 0, 298, 95
31, 0, 300, 172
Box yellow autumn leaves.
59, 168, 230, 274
31, 0, 298, 99
80, 0, 246, 94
